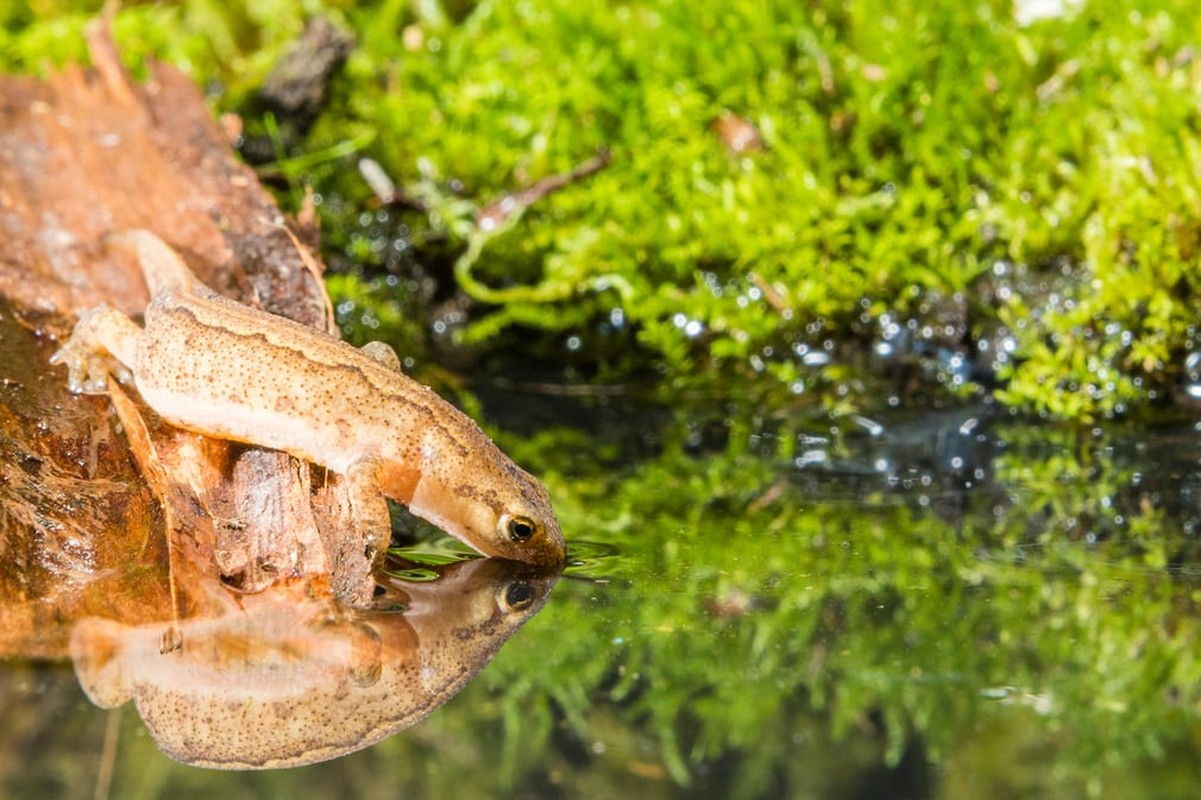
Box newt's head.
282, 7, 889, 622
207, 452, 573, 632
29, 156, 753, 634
406, 428, 566, 566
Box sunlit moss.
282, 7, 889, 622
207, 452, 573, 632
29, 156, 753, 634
304, 0, 1201, 421
8, 1, 1201, 419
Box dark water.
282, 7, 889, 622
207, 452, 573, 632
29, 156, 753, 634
4, 396, 1201, 799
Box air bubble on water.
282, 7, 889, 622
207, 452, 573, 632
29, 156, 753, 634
851, 415, 884, 437
794, 450, 829, 468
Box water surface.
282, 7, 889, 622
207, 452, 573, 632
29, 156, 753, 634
4, 397, 1200, 799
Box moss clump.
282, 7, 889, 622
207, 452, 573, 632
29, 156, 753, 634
302, 0, 1201, 421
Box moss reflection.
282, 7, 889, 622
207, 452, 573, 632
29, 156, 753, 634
452, 412, 1201, 797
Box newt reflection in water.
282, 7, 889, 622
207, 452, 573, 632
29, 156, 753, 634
69, 558, 558, 769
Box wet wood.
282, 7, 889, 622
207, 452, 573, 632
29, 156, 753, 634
0, 296, 169, 658
259, 17, 354, 133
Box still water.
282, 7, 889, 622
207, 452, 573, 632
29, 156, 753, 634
4, 396, 1201, 799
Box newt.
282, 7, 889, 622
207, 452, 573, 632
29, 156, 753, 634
51, 230, 565, 566
71, 558, 556, 769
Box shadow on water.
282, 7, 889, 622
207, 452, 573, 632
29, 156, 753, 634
6, 385, 1201, 798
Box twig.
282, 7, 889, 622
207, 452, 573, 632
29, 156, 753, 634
475, 148, 611, 231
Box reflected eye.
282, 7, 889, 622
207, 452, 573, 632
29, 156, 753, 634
503, 580, 536, 610
505, 515, 536, 543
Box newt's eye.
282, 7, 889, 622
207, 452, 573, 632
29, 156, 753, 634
504, 515, 536, 543
503, 580, 536, 611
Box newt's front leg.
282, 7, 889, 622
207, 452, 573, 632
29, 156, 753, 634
345, 458, 390, 564
316, 458, 390, 604
50, 306, 141, 393
51, 230, 214, 395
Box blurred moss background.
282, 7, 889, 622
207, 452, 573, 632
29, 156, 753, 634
6, 0, 1201, 420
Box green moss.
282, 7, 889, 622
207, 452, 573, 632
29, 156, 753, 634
307, 0, 1201, 420
9, 1, 1201, 419
0, 1, 312, 104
